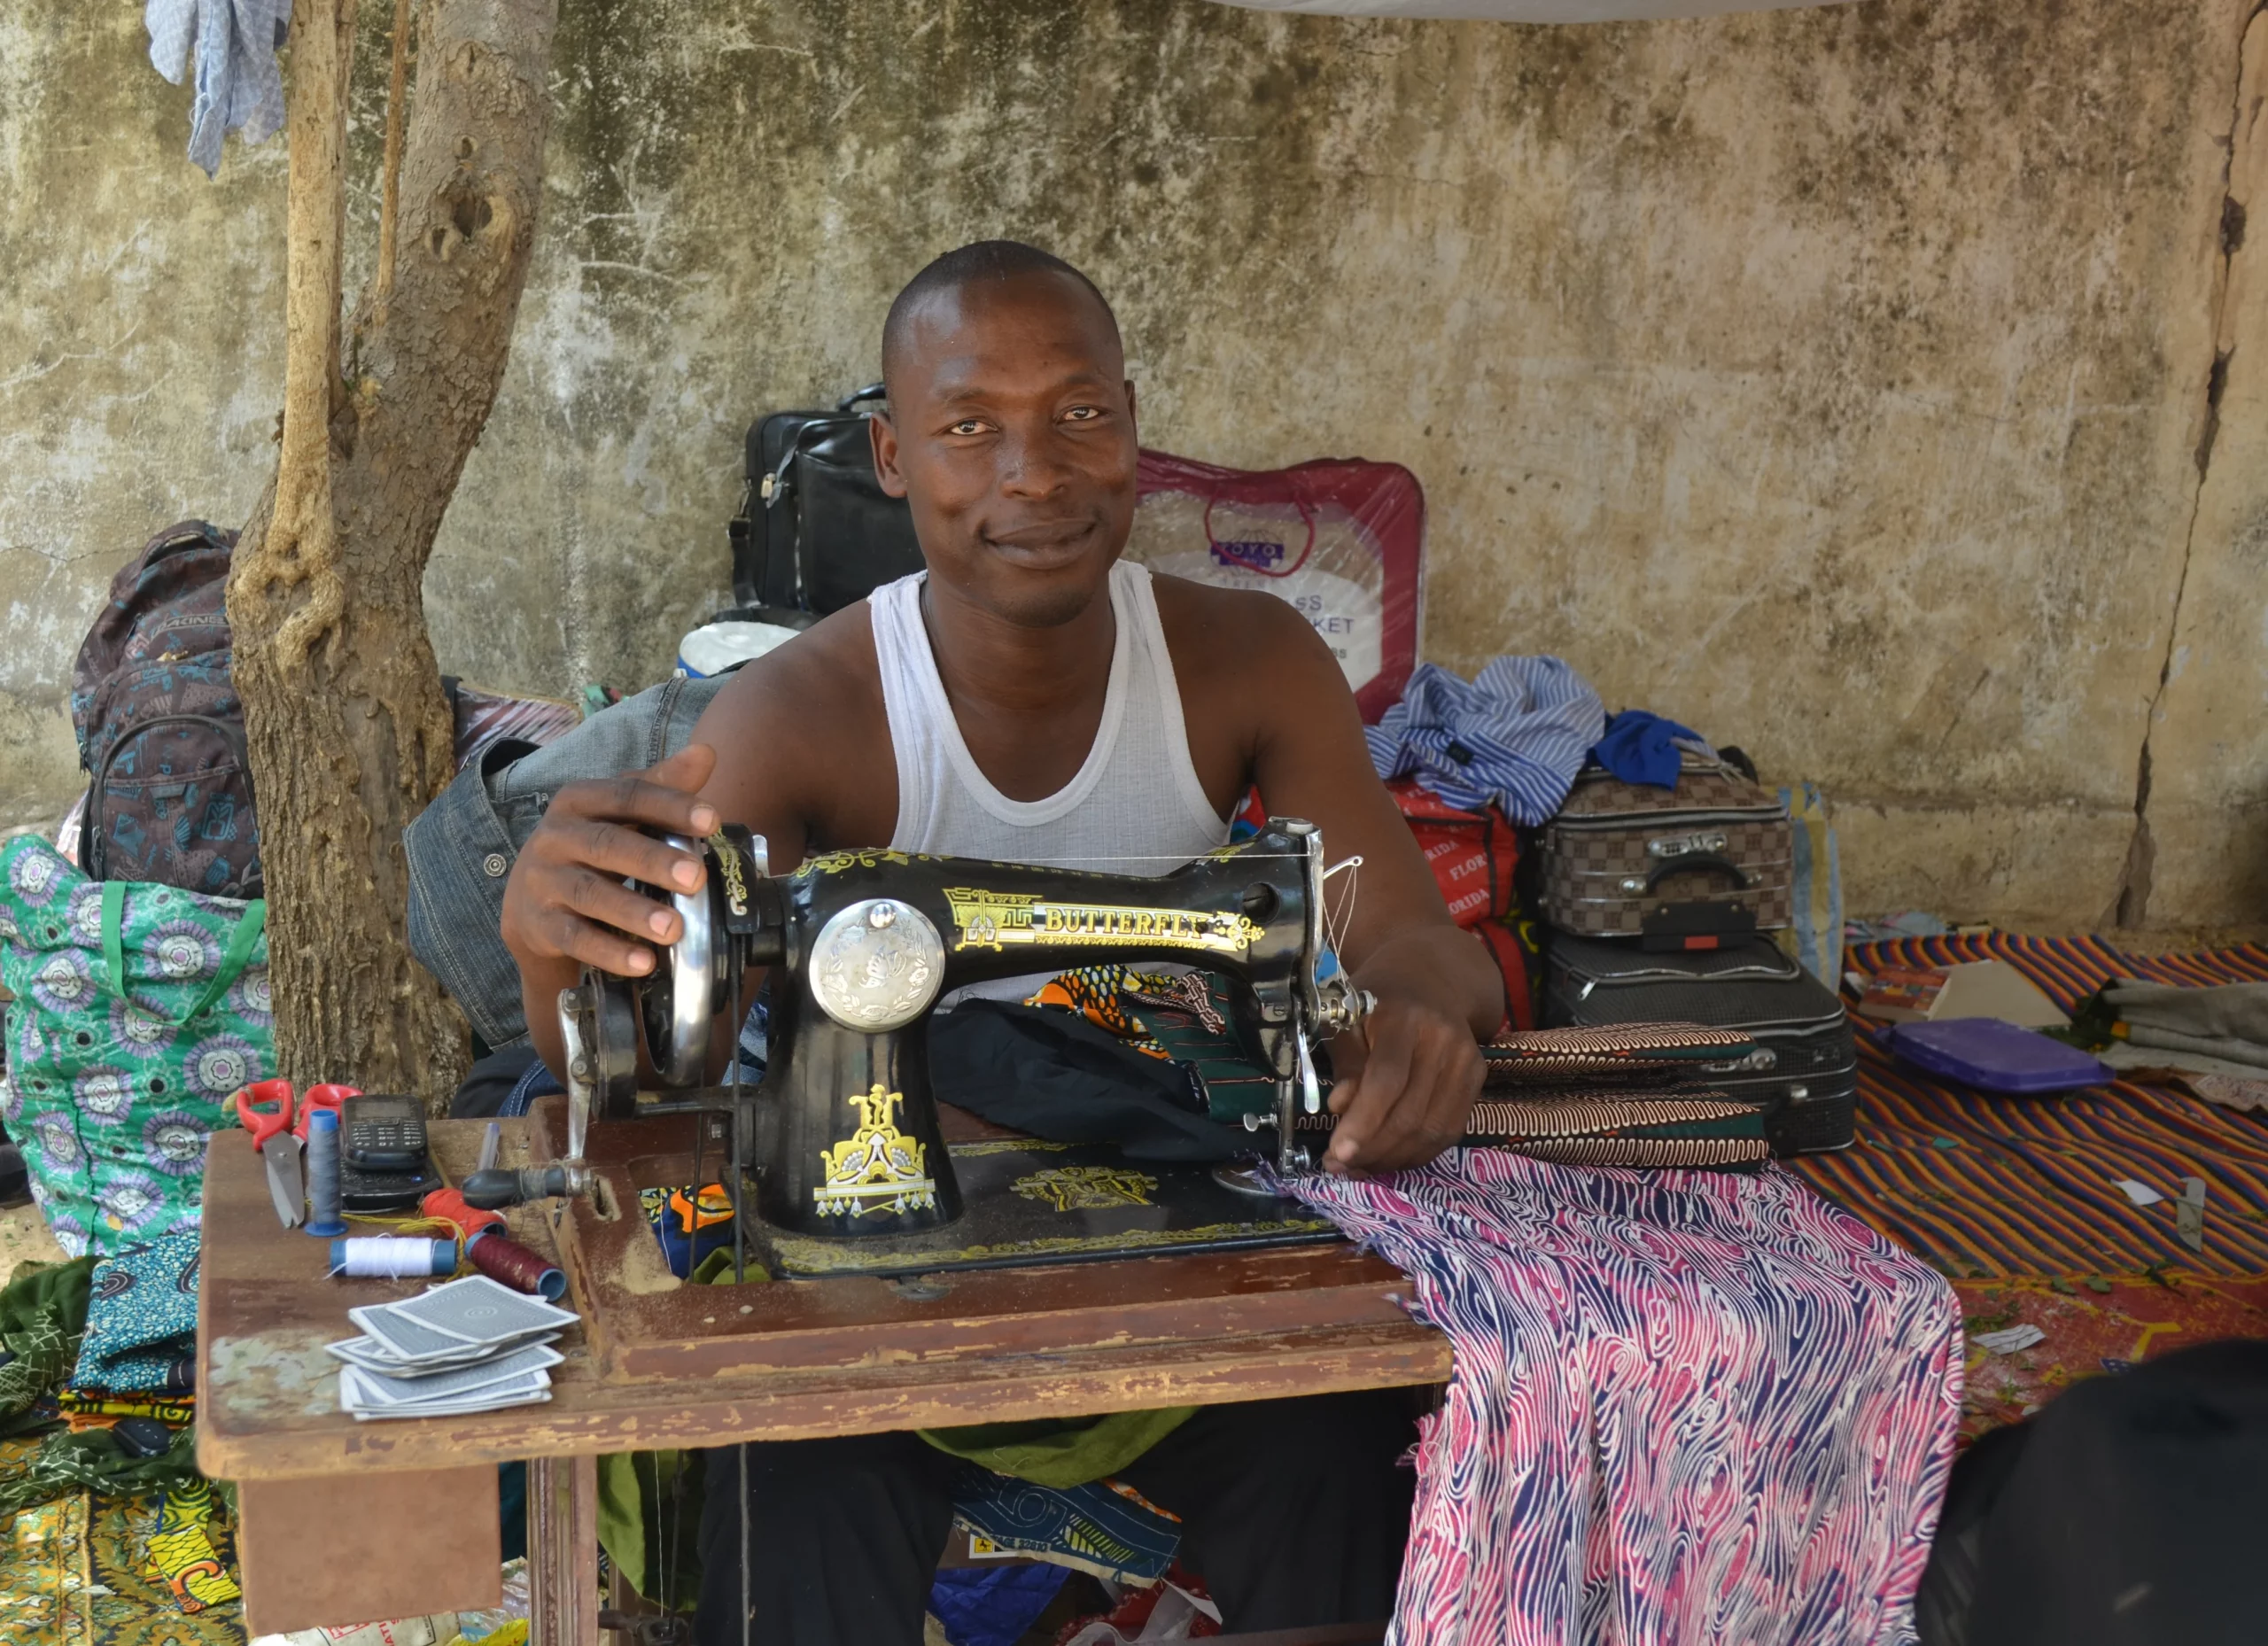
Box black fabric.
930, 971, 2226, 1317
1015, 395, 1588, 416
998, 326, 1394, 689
448, 1044, 543, 1119
1913, 1418, 2031, 1646
927, 1000, 1254, 1162
1916, 1338, 2268, 1646
695, 1390, 1416, 1645
696, 1429, 959, 1646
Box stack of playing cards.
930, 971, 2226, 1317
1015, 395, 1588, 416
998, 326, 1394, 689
325, 1276, 577, 1421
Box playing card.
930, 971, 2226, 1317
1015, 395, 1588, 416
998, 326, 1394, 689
327, 1332, 558, 1378
327, 1332, 478, 1373
341, 1364, 549, 1411
341, 1367, 553, 1420
390, 1277, 578, 1346
350, 1390, 554, 1421
348, 1303, 500, 1365
344, 1343, 562, 1406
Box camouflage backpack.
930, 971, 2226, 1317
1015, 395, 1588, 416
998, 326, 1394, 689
70, 521, 261, 898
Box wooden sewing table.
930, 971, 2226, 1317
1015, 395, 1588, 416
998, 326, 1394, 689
198, 1102, 1450, 1641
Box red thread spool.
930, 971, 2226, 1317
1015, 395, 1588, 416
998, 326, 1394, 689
420, 1187, 504, 1243
468, 1231, 567, 1302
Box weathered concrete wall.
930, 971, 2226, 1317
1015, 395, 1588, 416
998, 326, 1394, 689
3, 0, 2263, 928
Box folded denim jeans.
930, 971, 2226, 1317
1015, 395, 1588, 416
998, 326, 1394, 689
405, 672, 727, 1051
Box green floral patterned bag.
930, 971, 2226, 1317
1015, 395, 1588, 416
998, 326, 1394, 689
0, 835, 271, 1256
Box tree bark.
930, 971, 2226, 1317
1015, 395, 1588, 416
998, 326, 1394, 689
228, 0, 558, 1104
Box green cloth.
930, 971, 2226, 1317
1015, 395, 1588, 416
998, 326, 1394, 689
0, 1423, 201, 1521
0, 1256, 97, 1432
595, 1449, 703, 1605
593, 1248, 761, 1598
685, 1235, 1192, 1487
687, 1246, 768, 1286
601, 1220, 1188, 1585
917, 1407, 1199, 1489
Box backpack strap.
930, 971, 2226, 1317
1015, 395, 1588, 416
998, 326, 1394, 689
100, 881, 267, 1027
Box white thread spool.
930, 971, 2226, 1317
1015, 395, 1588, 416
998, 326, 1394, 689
328, 1237, 456, 1278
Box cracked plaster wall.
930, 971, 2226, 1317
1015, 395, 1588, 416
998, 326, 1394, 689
2, 0, 2263, 927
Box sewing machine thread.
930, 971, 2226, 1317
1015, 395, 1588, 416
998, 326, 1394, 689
327, 1236, 455, 1278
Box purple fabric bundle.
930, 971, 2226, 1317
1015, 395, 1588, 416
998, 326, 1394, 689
1291, 1153, 1961, 1644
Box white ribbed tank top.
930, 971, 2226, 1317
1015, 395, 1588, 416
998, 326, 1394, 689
873, 561, 1227, 874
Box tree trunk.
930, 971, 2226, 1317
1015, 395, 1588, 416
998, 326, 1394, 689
227, 0, 558, 1104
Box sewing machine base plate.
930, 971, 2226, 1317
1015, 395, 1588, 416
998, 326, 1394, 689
526, 1096, 1414, 1387
756, 1137, 1337, 1278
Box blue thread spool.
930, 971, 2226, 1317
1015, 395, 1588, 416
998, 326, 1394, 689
303, 1109, 348, 1237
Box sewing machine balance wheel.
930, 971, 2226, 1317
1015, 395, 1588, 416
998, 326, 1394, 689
643, 831, 730, 1088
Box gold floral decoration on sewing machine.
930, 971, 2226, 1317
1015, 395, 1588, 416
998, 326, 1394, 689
813, 1084, 938, 1218
1010, 1165, 1162, 1213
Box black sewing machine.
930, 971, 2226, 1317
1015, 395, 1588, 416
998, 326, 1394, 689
548, 819, 1371, 1267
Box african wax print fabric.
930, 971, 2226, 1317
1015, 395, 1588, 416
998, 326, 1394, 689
1290, 1152, 1961, 1645
0, 836, 269, 1256
0, 1256, 96, 1428
0, 1434, 242, 1642
71, 1235, 198, 1396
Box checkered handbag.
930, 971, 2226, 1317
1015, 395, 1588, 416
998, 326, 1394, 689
1539, 754, 1793, 937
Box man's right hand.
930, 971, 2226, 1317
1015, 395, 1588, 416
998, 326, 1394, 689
500, 742, 721, 980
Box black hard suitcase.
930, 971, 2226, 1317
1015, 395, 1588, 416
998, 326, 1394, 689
1541, 931, 1856, 1155
728, 384, 925, 613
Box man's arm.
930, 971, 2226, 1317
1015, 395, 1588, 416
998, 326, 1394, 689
1235, 598, 1501, 1174
498, 620, 874, 1083
500, 742, 726, 1080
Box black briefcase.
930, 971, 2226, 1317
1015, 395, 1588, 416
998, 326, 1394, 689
728, 384, 925, 613
1541, 931, 1857, 1156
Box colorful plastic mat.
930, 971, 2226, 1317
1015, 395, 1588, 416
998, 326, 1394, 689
1792, 935, 2268, 1279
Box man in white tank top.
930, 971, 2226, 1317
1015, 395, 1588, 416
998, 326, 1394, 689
501, 243, 1502, 1644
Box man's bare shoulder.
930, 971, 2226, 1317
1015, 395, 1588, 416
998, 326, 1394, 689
697, 602, 885, 757
1148, 570, 1343, 687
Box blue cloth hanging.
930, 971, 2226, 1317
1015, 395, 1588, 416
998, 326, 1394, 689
144, 0, 292, 178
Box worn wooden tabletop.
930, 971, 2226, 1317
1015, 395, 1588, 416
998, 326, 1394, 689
198, 1115, 1452, 1484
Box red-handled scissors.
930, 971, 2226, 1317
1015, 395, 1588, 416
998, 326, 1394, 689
233, 1079, 305, 1229
295, 1083, 360, 1141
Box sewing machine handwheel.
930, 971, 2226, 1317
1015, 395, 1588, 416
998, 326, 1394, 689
641, 832, 723, 1088
590, 974, 641, 1122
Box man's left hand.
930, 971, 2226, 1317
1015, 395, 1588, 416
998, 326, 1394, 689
1323, 994, 1484, 1175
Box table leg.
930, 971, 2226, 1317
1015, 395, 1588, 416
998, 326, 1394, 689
528, 1454, 600, 1646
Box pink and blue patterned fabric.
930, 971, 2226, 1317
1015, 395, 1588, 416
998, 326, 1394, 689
1290, 1153, 1961, 1645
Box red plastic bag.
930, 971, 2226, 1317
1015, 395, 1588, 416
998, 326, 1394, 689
1386, 779, 1517, 928
1132, 450, 1425, 724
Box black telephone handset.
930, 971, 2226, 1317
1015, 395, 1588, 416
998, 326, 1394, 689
339, 1093, 438, 1212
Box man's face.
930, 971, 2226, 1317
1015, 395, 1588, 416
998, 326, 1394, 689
872, 272, 1138, 628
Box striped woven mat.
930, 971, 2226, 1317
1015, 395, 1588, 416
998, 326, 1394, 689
1789, 934, 2268, 1280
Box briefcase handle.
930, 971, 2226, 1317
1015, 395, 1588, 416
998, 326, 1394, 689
835, 382, 888, 414
1625, 853, 1751, 896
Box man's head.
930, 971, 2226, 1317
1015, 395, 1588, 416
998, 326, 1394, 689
873, 241, 1138, 628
